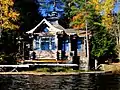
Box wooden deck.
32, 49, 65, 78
0, 64, 78, 72
28, 64, 78, 67
0, 65, 29, 68
18, 59, 69, 64
0, 65, 29, 72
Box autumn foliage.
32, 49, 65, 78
71, 0, 116, 30
0, 0, 19, 30
72, 13, 85, 29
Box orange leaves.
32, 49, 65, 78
8, 9, 19, 20
70, 0, 94, 29
72, 23, 85, 29
71, 12, 85, 29
73, 13, 82, 21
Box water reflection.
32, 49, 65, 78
0, 74, 120, 90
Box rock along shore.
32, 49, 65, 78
100, 63, 120, 74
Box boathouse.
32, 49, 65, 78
26, 16, 90, 69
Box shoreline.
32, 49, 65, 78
0, 71, 111, 76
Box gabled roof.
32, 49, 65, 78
26, 18, 90, 37
65, 29, 91, 37
26, 18, 63, 34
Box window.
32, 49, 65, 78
33, 36, 40, 50
41, 37, 49, 50
36, 42, 39, 49
62, 40, 69, 51
51, 42, 56, 50
33, 36, 56, 50
41, 42, 49, 50
77, 39, 82, 51
43, 27, 49, 32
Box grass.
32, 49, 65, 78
35, 67, 80, 73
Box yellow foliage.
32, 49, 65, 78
71, 0, 115, 30
101, 0, 115, 29
0, 0, 19, 30
89, 0, 101, 13
91, 0, 115, 29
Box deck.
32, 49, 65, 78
0, 59, 78, 72
0, 64, 78, 72
17, 59, 69, 64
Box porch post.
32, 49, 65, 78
31, 34, 34, 60
38, 36, 41, 59
55, 33, 58, 63
39, 36, 41, 50
84, 37, 86, 55
79, 37, 87, 70
49, 37, 52, 50
68, 35, 72, 62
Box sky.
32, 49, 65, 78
114, 2, 120, 13
37, 0, 64, 17
37, 0, 120, 17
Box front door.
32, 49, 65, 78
58, 34, 69, 60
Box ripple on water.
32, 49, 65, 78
0, 74, 120, 90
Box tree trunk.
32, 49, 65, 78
118, 0, 120, 60
118, 31, 120, 60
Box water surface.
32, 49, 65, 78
0, 74, 120, 90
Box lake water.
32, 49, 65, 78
0, 74, 120, 90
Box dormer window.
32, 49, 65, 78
51, 11, 58, 17
43, 27, 49, 32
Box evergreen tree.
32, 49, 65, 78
90, 25, 116, 64
14, 0, 43, 32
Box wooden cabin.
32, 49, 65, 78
26, 17, 90, 69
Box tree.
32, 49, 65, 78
112, 12, 120, 60
14, 0, 43, 32
101, 0, 115, 29
118, 12, 120, 59
12, 0, 43, 60
0, 30, 18, 64
0, 0, 19, 30
63, 0, 116, 64
68, 0, 97, 29
69, 0, 115, 29
0, 0, 20, 64
69, 0, 87, 29
90, 25, 116, 64
91, 0, 115, 29
59, 0, 73, 28
0, 0, 43, 63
